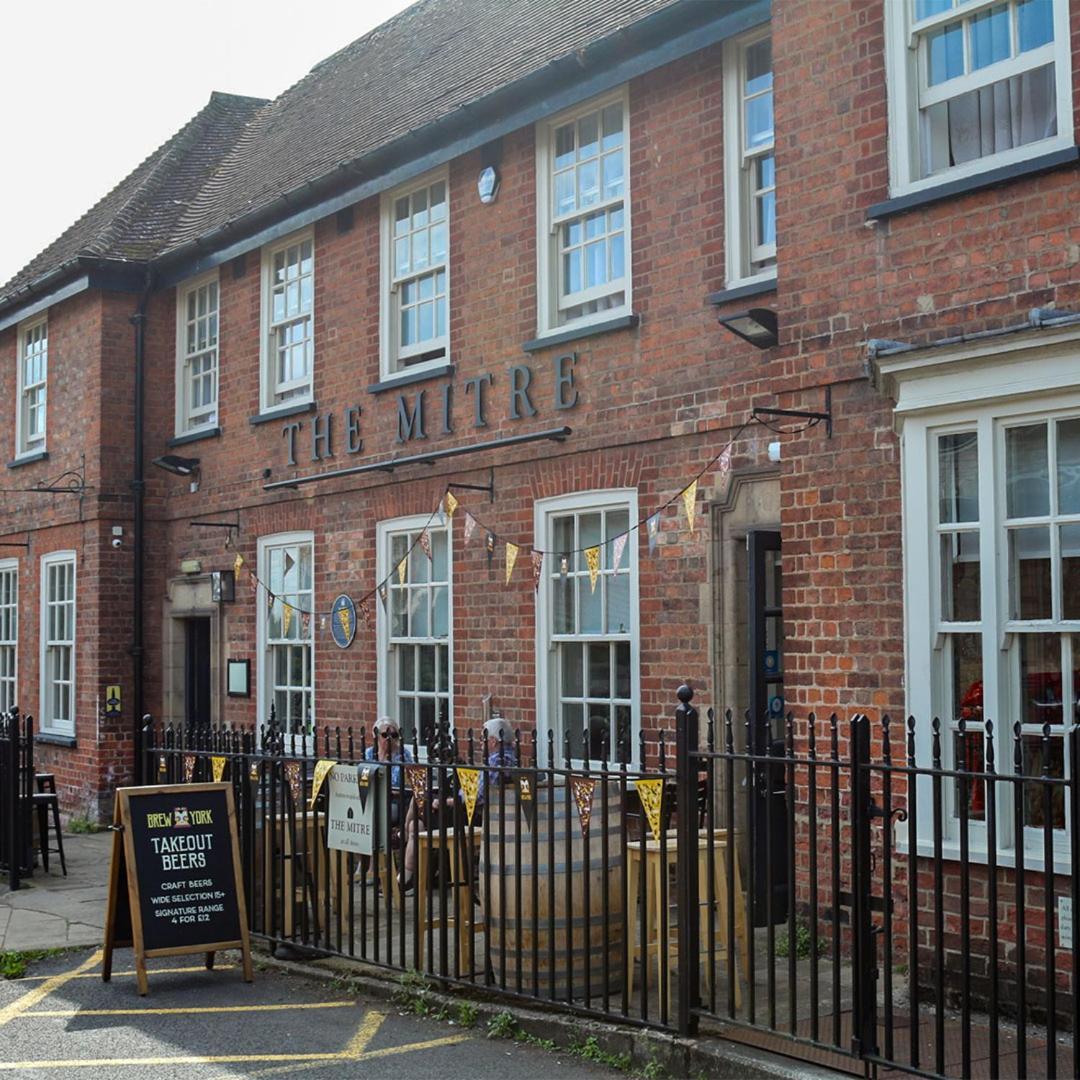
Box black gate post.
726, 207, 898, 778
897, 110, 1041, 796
5, 708, 22, 891
675, 684, 700, 1035
850, 713, 878, 1059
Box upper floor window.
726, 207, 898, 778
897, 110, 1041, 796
0, 560, 17, 714
381, 175, 448, 379
175, 272, 219, 434
260, 230, 314, 412
886, 0, 1072, 194
724, 29, 776, 287
17, 316, 47, 457
535, 89, 631, 337
40, 551, 75, 738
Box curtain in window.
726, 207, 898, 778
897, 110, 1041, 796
922, 63, 1056, 173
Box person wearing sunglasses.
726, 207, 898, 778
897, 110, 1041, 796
364, 716, 417, 889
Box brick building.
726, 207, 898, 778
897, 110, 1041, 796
0, 0, 1077, 913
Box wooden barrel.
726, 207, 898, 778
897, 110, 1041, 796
481, 780, 623, 999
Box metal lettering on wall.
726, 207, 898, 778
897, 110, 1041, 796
281, 353, 580, 467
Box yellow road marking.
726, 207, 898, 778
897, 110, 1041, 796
24, 1001, 356, 1018
11, 964, 236, 983
0, 950, 102, 1028
243, 1009, 387, 1077
356, 1034, 472, 1060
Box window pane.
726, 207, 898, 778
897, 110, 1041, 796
578, 514, 602, 567
555, 124, 575, 169
615, 643, 631, 699
951, 632, 983, 724
1018, 0, 1054, 52
1057, 418, 1080, 514
954, 729, 986, 821
1062, 524, 1080, 619
561, 643, 583, 697
588, 642, 611, 697
587, 705, 609, 760
579, 576, 602, 633
401, 646, 415, 690
938, 432, 979, 523
1019, 633, 1063, 726
941, 531, 980, 621
927, 22, 965, 86
432, 586, 448, 638
564, 704, 585, 759
1006, 424, 1049, 518
744, 39, 772, 95
1009, 526, 1051, 619
391, 588, 407, 636
915, 0, 951, 19
411, 589, 429, 637
554, 575, 574, 634
418, 646, 436, 692
1021, 735, 1065, 829
438, 644, 449, 691
970, 5, 1010, 71
744, 93, 773, 150
601, 103, 623, 149
578, 113, 599, 158
607, 572, 630, 634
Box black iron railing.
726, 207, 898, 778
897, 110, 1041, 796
0, 707, 35, 890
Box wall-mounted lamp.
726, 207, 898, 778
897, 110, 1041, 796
210, 569, 235, 604
152, 454, 200, 476
717, 307, 778, 349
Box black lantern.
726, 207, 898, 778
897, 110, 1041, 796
210, 570, 235, 603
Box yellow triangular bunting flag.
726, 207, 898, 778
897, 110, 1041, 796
682, 479, 698, 535
284, 760, 302, 806
505, 542, 520, 585
456, 767, 482, 827
634, 778, 665, 843
233, 552, 244, 577
406, 765, 428, 812
445, 491, 459, 518
397, 557, 408, 586
571, 776, 597, 836
211, 756, 226, 783
183, 754, 195, 783
585, 546, 601, 592
309, 759, 336, 806
282, 602, 293, 636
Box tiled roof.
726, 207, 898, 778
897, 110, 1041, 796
2, 0, 687, 308
0, 92, 267, 305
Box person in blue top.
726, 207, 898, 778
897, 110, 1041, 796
364, 716, 417, 889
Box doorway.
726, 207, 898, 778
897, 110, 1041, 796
183, 617, 212, 729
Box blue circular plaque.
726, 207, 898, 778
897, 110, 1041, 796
330, 594, 357, 649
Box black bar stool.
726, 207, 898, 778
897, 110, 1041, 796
34, 773, 67, 876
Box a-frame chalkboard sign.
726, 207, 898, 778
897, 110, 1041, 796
102, 782, 253, 995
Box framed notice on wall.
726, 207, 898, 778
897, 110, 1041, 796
101, 782, 253, 995
227, 659, 250, 698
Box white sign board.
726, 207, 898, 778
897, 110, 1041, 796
326, 764, 379, 855
1060, 895, 1073, 950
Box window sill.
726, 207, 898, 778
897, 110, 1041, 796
6, 449, 48, 469
867, 146, 1080, 222
707, 277, 777, 307
522, 313, 640, 353
896, 835, 1071, 876
35, 733, 76, 748
249, 401, 317, 426
168, 426, 222, 448
367, 362, 455, 395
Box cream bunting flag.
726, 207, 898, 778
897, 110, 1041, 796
397, 557, 408, 586
301, 611, 311, 637
211, 756, 226, 783
359, 599, 372, 629
183, 754, 195, 783
682, 479, 698, 535
284, 760, 303, 806
249, 760, 260, 781
308, 759, 336, 806
560, 555, 570, 577
718, 445, 733, 482
419, 529, 433, 561
571, 776, 597, 836
531, 550, 544, 592
233, 552, 244, 577
456, 767, 482, 827
647, 512, 661, 554
282, 601, 293, 636
612, 532, 628, 571
378, 584, 388, 607
463, 511, 477, 542
445, 491, 459, 518
406, 765, 428, 812
158, 754, 167, 775
634, 778, 665, 843
505, 542, 520, 585
585, 546, 601, 592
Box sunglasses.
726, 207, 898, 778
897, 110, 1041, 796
380, 730, 400, 741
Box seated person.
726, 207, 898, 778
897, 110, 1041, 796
430, 716, 519, 825
363, 716, 417, 890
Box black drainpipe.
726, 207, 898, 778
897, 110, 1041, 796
130, 273, 152, 783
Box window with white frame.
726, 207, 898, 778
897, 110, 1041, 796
535, 491, 639, 765
0, 561, 17, 714
381, 175, 448, 378
260, 231, 314, 411
535, 90, 631, 337
885, 0, 1072, 194
377, 517, 451, 752
259, 534, 314, 736
885, 328, 1080, 866
17, 316, 47, 457
40, 552, 75, 737
175, 272, 219, 434
723, 28, 776, 286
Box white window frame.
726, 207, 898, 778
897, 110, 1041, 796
39, 550, 75, 738
534, 488, 640, 769
174, 269, 220, 436
15, 314, 48, 458
379, 170, 450, 382
880, 323, 1080, 872
535, 87, 633, 340
259, 228, 315, 415
884, 0, 1073, 198
375, 514, 453, 759
0, 559, 17, 714
723, 25, 777, 289
256, 531, 315, 744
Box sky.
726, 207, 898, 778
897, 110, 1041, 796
0, 0, 414, 288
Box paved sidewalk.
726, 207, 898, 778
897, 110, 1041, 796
0, 832, 111, 952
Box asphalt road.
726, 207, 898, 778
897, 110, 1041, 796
0, 948, 621, 1079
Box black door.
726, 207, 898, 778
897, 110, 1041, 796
747, 529, 788, 925
184, 618, 212, 729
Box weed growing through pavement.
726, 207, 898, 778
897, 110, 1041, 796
0, 949, 65, 979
